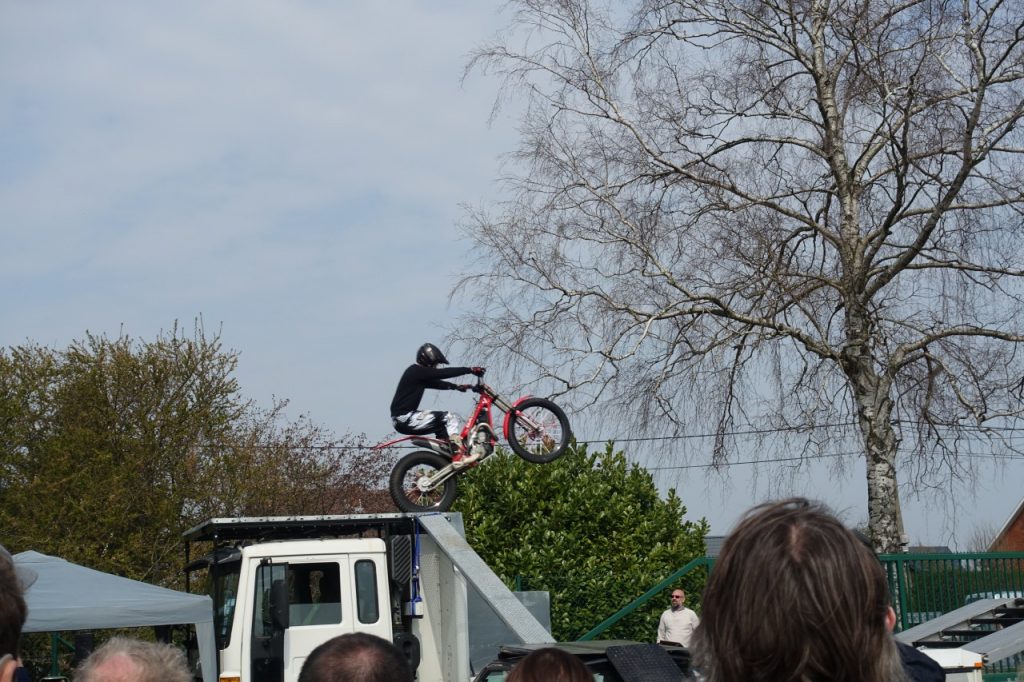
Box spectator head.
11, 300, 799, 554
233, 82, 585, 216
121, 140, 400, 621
0, 546, 32, 661
298, 633, 413, 682
693, 498, 904, 682
506, 647, 594, 682
74, 636, 191, 682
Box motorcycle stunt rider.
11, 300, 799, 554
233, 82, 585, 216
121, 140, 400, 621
390, 343, 485, 467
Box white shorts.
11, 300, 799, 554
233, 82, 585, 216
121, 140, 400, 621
392, 411, 461, 439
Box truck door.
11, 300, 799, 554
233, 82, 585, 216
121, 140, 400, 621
250, 561, 288, 682
237, 553, 388, 682
278, 559, 344, 681
280, 555, 392, 681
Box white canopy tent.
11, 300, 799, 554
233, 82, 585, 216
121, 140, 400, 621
14, 551, 215, 682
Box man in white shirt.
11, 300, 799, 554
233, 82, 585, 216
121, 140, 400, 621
657, 588, 700, 647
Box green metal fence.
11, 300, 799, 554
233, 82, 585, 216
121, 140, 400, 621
581, 552, 1024, 679
883, 551, 1024, 628
577, 557, 713, 641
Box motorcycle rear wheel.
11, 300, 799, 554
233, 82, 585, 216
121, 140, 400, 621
389, 450, 458, 513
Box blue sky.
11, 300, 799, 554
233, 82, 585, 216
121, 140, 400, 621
0, 1, 510, 426
2, 2, 1020, 547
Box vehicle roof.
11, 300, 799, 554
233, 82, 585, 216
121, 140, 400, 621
491, 640, 691, 667
495, 640, 663, 658
477, 641, 692, 682
182, 513, 445, 543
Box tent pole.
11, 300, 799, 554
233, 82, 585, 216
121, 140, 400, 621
49, 632, 59, 677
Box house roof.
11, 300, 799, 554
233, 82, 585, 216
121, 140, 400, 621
991, 497, 1024, 550
704, 535, 725, 557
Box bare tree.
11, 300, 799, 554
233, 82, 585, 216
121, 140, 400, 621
456, 0, 1024, 552
965, 520, 1001, 551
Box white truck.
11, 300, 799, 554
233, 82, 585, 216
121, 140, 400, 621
181, 512, 552, 682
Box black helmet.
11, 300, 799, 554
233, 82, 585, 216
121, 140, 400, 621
416, 343, 448, 367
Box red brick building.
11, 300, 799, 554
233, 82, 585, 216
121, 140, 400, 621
991, 498, 1024, 551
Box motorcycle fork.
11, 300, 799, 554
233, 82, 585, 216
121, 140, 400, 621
491, 394, 543, 436
462, 394, 495, 440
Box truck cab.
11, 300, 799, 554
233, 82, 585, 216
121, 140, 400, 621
183, 514, 466, 682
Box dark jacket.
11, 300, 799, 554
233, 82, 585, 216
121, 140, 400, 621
389, 364, 474, 416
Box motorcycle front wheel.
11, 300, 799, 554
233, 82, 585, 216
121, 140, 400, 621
389, 450, 458, 513
507, 398, 572, 464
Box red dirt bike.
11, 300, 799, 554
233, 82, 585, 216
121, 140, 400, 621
376, 378, 572, 513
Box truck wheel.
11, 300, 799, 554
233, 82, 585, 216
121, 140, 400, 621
390, 451, 458, 513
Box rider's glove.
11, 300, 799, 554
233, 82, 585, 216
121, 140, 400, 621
470, 367, 486, 377
456, 384, 471, 392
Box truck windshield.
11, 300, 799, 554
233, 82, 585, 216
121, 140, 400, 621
209, 562, 241, 650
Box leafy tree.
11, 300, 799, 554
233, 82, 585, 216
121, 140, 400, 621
456, 0, 1024, 552
199, 405, 393, 519
453, 442, 707, 640
0, 324, 389, 590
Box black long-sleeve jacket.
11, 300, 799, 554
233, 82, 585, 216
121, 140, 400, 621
389, 365, 474, 417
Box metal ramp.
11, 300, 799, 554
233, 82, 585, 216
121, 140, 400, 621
416, 512, 554, 645
896, 596, 1024, 675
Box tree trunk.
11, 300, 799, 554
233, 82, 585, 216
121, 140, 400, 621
842, 330, 904, 553
864, 418, 903, 554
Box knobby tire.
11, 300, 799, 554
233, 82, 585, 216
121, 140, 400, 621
389, 450, 459, 513
507, 398, 572, 464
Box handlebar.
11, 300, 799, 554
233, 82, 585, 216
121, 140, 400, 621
469, 376, 498, 397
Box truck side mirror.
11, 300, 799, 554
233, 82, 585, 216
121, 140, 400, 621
269, 579, 290, 630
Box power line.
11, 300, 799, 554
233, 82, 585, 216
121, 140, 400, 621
644, 451, 850, 471
159, 435, 1024, 472
361, 434, 1024, 471
577, 422, 861, 441
360, 418, 1024, 449
189, 419, 1024, 453
640, 450, 1024, 472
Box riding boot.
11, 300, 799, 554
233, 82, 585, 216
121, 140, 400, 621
440, 436, 462, 457
455, 439, 490, 468
454, 437, 479, 467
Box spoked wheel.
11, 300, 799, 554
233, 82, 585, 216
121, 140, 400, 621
389, 450, 458, 513
507, 398, 572, 464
